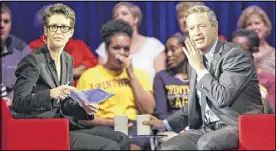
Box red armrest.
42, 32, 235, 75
238, 114, 275, 150
2, 118, 70, 150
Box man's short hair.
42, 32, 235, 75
185, 5, 218, 26
1, 3, 12, 18
43, 3, 76, 28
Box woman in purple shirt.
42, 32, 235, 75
153, 33, 190, 125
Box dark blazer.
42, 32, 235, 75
12, 44, 91, 129
166, 39, 264, 131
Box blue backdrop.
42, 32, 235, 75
5, 1, 275, 53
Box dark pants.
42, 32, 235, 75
129, 122, 151, 150
157, 123, 238, 150
70, 126, 129, 150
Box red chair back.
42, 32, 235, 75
1, 98, 12, 120
238, 114, 275, 150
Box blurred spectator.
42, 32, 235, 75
28, 4, 98, 86
96, 2, 166, 84
1, 3, 31, 102
153, 33, 190, 142
1, 83, 12, 106
232, 28, 275, 113
175, 2, 227, 40
238, 5, 275, 75
176, 2, 204, 35
78, 20, 155, 150
153, 33, 189, 122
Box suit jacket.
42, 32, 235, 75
166, 39, 264, 131
12, 44, 92, 129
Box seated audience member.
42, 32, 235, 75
232, 28, 275, 113
238, 5, 275, 75
1, 83, 8, 103
28, 4, 98, 86
153, 33, 190, 142
175, 2, 227, 41
12, 3, 129, 150
77, 20, 155, 150
1, 3, 31, 102
153, 33, 189, 122
143, 5, 263, 150
96, 2, 166, 84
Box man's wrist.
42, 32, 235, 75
195, 64, 206, 73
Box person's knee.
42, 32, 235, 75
157, 144, 177, 150
117, 132, 130, 150
196, 136, 216, 150
119, 132, 129, 143
100, 141, 121, 150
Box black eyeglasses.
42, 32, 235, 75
47, 25, 72, 33
1, 19, 10, 24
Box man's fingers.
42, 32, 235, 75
190, 38, 197, 48
143, 120, 152, 125
185, 38, 193, 53
183, 47, 190, 59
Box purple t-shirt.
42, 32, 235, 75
153, 70, 190, 120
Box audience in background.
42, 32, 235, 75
232, 28, 275, 113
238, 5, 275, 75
95, 2, 166, 84
28, 4, 98, 87
12, 3, 129, 150
77, 20, 155, 150
1, 3, 31, 104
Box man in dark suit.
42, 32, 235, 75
12, 3, 129, 150
143, 5, 263, 150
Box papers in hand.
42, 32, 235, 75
69, 88, 114, 107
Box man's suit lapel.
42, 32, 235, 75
60, 52, 69, 85
188, 65, 202, 127
209, 39, 225, 75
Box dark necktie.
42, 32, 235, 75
202, 55, 208, 69
201, 55, 208, 125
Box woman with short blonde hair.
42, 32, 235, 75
238, 5, 275, 75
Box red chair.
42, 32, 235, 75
236, 114, 275, 150
1, 99, 70, 150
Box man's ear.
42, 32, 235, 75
213, 23, 219, 34
44, 27, 48, 37
69, 28, 74, 38
134, 16, 139, 26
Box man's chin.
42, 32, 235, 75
52, 42, 66, 49
1, 35, 8, 43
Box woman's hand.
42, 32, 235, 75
50, 85, 76, 100
82, 102, 99, 115
116, 54, 135, 78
